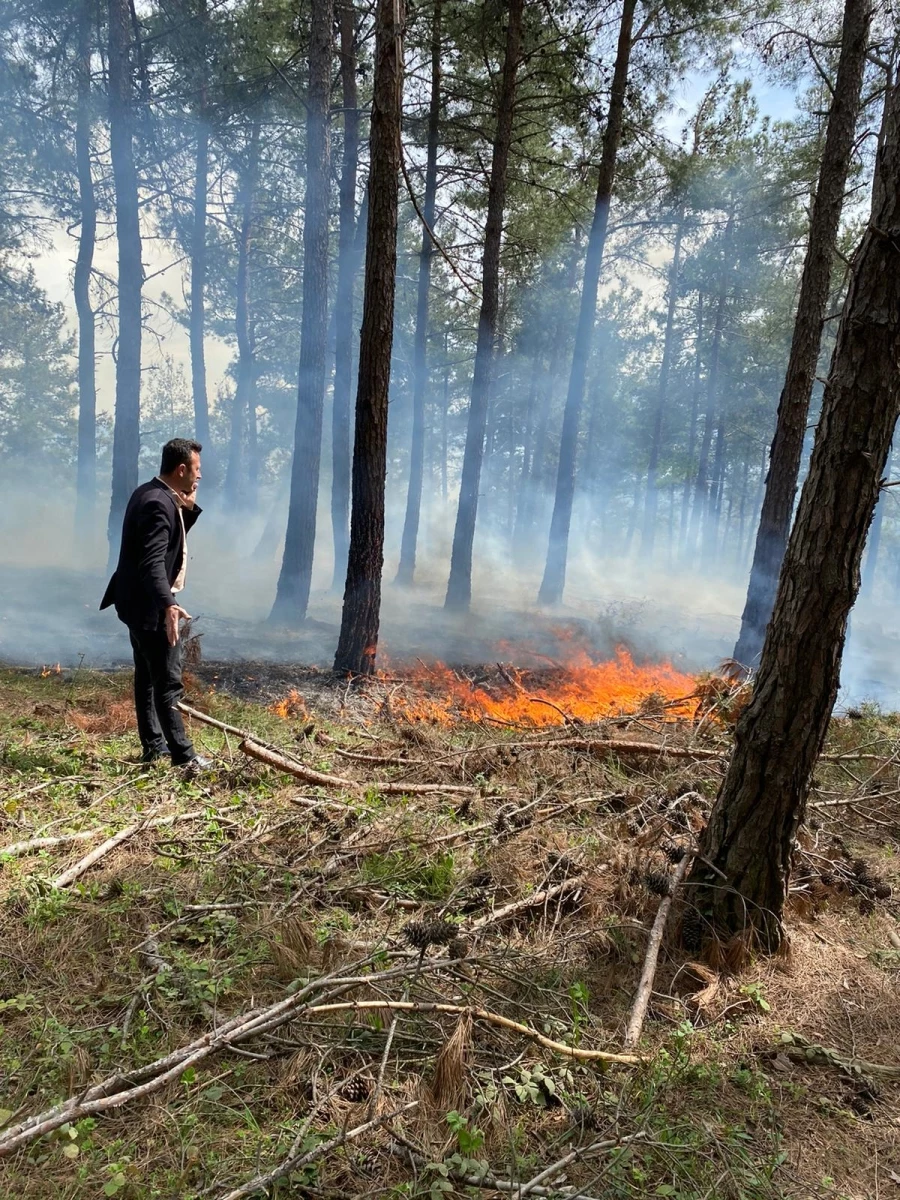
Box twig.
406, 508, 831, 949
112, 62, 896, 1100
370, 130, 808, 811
1, 811, 206, 867
623, 854, 691, 1050
469, 878, 588, 937
51, 812, 207, 888
216, 1101, 419, 1200
301, 1000, 641, 1064
518, 1130, 649, 1196
772, 1031, 900, 1078
241, 738, 477, 795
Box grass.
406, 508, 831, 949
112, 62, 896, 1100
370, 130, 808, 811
0, 664, 899, 1198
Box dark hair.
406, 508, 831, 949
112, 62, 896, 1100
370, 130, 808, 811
160, 438, 202, 475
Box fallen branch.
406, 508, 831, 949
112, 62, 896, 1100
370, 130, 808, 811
302, 999, 641, 1064
240, 738, 477, 796
623, 853, 691, 1050
2, 811, 206, 869
469, 877, 587, 937
773, 1031, 900, 1079
515, 738, 724, 761
0, 955, 452, 1156
217, 1101, 420, 1200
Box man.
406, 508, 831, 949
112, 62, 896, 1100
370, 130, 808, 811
101, 438, 211, 771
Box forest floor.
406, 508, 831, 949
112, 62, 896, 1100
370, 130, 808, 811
1, 662, 900, 1200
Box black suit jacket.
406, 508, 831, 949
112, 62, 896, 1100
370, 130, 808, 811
100, 479, 202, 629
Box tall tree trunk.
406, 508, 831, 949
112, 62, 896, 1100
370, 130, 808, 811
272, 0, 333, 623
333, 0, 405, 674
107, 0, 143, 556
703, 410, 726, 562
641, 210, 684, 557
679, 292, 703, 554
331, 1, 360, 592
538, 0, 636, 605
687, 76, 900, 952
396, 0, 442, 586
188, 0, 211, 471
224, 122, 260, 507
687, 271, 727, 559
733, 0, 872, 665
444, 0, 524, 612
74, 0, 97, 536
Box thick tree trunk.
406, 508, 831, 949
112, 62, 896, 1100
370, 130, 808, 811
331, 1, 360, 592
224, 123, 260, 508
733, 0, 872, 666
444, 0, 524, 613
271, 0, 333, 623
396, 0, 441, 586
538, 0, 636, 605
107, 0, 143, 556
641, 212, 684, 557
333, 0, 404, 675
687, 77, 900, 952
861, 446, 893, 596
74, 0, 97, 536
188, 0, 211, 471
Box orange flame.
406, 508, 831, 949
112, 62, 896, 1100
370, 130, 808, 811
40, 663, 62, 678
386, 646, 697, 727
270, 689, 309, 721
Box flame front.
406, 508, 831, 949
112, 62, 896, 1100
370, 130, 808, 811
389, 647, 697, 727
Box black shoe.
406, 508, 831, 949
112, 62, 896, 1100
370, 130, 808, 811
178, 754, 213, 776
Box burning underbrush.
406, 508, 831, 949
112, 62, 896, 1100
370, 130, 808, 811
1, 664, 899, 1198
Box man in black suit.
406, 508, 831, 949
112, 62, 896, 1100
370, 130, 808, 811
101, 438, 210, 770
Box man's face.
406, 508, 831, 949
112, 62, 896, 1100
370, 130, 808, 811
174, 452, 202, 495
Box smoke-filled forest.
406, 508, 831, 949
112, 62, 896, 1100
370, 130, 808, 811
3, 0, 900, 1196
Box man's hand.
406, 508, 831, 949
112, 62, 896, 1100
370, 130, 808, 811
165, 604, 192, 647
180, 483, 199, 510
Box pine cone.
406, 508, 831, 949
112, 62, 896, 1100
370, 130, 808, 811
447, 936, 470, 960
873, 881, 892, 900
547, 852, 577, 879
852, 858, 870, 879
662, 841, 686, 864
819, 871, 836, 889
645, 870, 673, 898
567, 1103, 600, 1132
356, 1148, 380, 1176
340, 1076, 372, 1103
402, 919, 457, 950
681, 908, 703, 952
625, 817, 642, 838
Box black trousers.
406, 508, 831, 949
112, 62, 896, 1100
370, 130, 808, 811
128, 624, 195, 764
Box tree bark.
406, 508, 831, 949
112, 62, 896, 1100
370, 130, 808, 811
224, 122, 260, 508
271, 0, 334, 623
444, 0, 524, 613
641, 211, 684, 557
107, 0, 143, 556
333, 0, 405, 675
733, 0, 872, 666
538, 0, 636, 605
74, 0, 97, 536
189, 0, 211, 470
331, 1, 361, 592
396, 0, 441, 586
687, 76, 900, 951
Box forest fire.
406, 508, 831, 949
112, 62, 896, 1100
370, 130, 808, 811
384, 648, 698, 727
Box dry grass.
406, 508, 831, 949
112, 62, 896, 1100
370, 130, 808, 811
1, 665, 900, 1199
